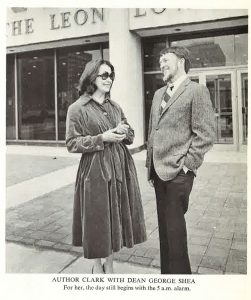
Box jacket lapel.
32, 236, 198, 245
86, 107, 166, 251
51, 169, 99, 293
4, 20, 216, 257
155, 86, 166, 114
160, 77, 191, 117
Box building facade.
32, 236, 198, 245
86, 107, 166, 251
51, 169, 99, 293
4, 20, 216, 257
6, 8, 248, 151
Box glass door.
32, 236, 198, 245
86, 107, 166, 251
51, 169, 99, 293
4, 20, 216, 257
206, 74, 233, 144
188, 69, 237, 148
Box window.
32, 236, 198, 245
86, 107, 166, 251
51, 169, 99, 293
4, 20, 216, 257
8, 43, 109, 141
235, 34, 248, 65
6, 55, 16, 139
144, 73, 164, 138
17, 50, 55, 140
143, 40, 166, 72
171, 33, 248, 68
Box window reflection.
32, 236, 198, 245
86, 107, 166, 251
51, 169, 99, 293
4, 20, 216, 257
6, 55, 16, 139
102, 48, 110, 61
235, 34, 248, 65
17, 50, 55, 140
171, 33, 247, 68
143, 33, 248, 72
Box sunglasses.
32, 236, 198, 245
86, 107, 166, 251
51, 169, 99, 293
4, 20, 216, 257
97, 72, 115, 81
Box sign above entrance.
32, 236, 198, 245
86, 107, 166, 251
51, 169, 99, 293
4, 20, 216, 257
6, 8, 108, 47
129, 8, 247, 30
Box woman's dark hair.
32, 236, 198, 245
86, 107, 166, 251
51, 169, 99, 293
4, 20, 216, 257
160, 46, 191, 73
78, 59, 115, 96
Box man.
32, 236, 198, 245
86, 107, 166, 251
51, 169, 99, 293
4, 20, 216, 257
146, 46, 215, 274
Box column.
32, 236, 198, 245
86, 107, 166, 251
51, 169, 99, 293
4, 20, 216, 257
108, 9, 144, 149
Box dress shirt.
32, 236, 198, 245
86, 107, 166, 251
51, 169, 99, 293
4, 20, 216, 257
166, 74, 188, 96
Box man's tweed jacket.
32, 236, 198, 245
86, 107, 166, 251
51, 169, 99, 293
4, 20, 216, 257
146, 77, 215, 181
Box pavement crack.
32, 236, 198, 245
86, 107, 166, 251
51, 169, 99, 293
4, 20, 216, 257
58, 256, 80, 273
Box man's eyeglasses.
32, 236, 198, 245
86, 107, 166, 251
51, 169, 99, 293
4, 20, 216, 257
97, 72, 115, 81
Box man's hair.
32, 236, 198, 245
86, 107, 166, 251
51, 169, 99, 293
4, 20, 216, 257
160, 46, 191, 73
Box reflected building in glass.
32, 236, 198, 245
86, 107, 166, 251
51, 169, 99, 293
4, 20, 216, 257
6, 8, 248, 151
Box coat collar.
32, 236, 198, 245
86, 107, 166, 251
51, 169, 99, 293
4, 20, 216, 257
79, 92, 112, 106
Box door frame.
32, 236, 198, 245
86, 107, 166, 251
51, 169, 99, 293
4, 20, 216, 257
237, 68, 248, 152
188, 68, 238, 151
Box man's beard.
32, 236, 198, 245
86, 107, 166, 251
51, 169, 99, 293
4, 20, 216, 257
163, 69, 174, 83
163, 73, 172, 83
163, 65, 178, 83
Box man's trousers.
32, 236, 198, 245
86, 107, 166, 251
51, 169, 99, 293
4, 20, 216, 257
152, 168, 194, 274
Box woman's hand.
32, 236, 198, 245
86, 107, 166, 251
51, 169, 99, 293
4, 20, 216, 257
102, 129, 126, 143
115, 122, 129, 134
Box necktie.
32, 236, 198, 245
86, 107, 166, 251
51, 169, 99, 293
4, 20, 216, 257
160, 84, 174, 113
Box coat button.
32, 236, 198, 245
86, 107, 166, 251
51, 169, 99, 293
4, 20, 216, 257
103, 112, 108, 116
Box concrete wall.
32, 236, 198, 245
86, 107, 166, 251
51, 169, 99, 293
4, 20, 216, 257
108, 9, 145, 148
7, 8, 108, 47
129, 8, 248, 30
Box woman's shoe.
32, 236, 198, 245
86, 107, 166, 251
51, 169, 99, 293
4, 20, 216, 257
103, 262, 114, 273
92, 264, 105, 274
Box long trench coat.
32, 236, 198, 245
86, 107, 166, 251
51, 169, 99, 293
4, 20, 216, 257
65, 93, 147, 259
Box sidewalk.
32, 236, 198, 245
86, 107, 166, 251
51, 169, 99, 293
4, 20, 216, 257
6, 242, 158, 274
5, 146, 247, 274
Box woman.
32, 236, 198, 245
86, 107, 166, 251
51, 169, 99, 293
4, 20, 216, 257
66, 59, 147, 274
